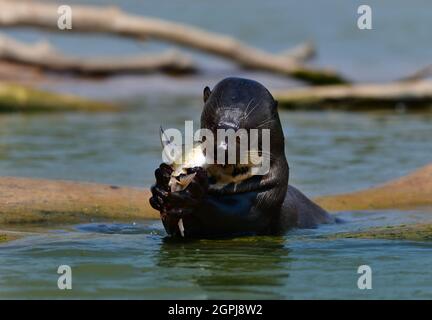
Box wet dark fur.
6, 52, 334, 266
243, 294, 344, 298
150, 77, 335, 238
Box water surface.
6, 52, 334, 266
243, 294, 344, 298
1, 209, 432, 299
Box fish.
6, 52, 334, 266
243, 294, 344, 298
159, 127, 263, 236
160, 127, 207, 236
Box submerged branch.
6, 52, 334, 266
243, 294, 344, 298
400, 64, 432, 82
278, 41, 316, 62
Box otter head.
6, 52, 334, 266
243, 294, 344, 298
200, 77, 287, 183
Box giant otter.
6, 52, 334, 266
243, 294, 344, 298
150, 77, 335, 238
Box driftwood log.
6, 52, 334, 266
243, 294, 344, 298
0, 82, 117, 112
0, 163, 431, 225
274, 81, 432, 110
0, 0, 346, 84
0, 33, 195, 76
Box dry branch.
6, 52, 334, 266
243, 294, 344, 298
279, 41, 316, 62
0, 34, 195, 75
274, 81, 432, 110
0, 0, 346, 84
1, 163, 431, 224
0, 82, 117, 112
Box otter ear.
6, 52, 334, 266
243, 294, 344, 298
203, 86, 212, 103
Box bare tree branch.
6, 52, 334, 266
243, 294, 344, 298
274, 81, 432, 110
